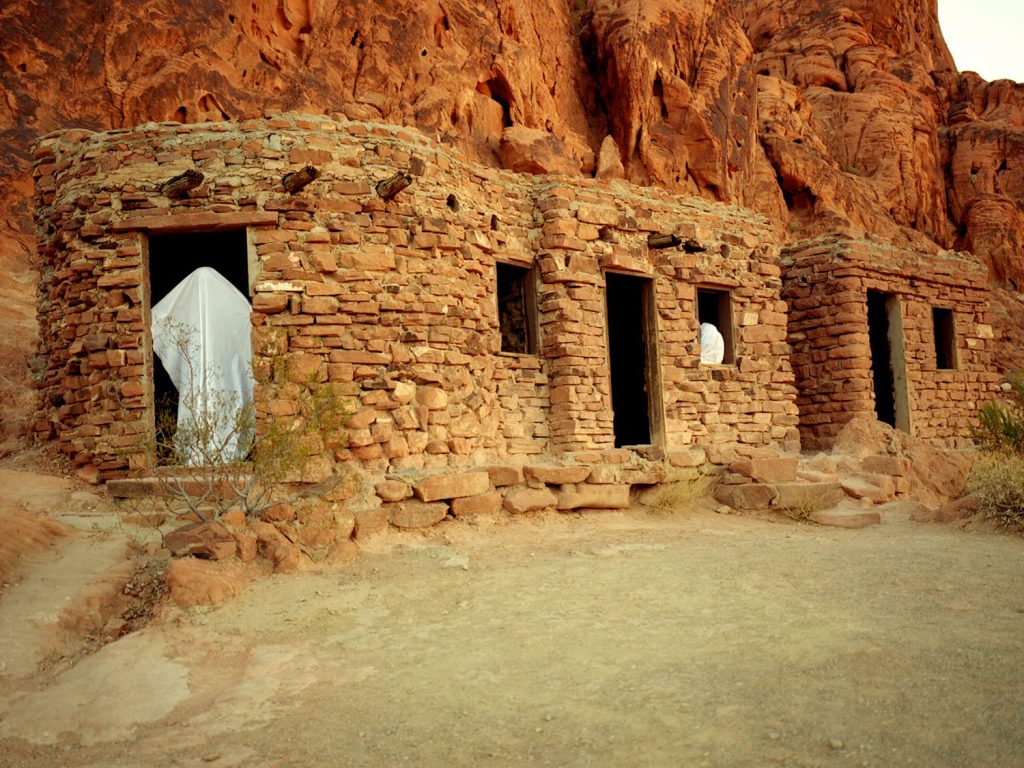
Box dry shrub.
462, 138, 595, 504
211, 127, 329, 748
967, 452, 1024, 531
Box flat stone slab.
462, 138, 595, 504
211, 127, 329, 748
387, 500, 449, 529
731, 457, 798, 484
809, 507, 882, 529
556, 484, 631, 511
713, 483, 776, 510
413, 471, 489, 502
503, 488, 557, 514
450, 490, 503, 518
524, 465, 591, 485
840, 473, 896, 504
773, 482, 846, 511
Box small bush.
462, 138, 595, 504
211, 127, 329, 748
971, 373, 1024, 453
969, 372, 1024, 529
967, 452, 1024, 530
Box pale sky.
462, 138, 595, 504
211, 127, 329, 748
939, 0, 1024, 82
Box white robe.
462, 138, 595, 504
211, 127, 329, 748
151, 267, 254, 465
700, 322, 725, 365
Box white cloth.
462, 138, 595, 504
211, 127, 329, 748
151, 267, 254, 464
700, 322, 725, 365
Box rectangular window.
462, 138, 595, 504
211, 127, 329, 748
933, 307, 957, 370
696, 288, 735, 364
497, 262, 537, 354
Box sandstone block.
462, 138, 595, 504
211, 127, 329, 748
376, 479, 413, 502
809, 506, 882, 529
772, 483, 846, 510
387, 500, 449, 529
667, 447, 706, 468
840, 473, 896, 504
713, 483, 777, 510
353, 508, 387, 540
525, 465, 591, 484
164, 521, 237, 561
556, 484, 631, 510
730, 457, 798, 483
450, 490, 503, 518
414, 471, 490, 502
484, 465, 524, 487
164, 559, 251, 608
503, 488, 557, 514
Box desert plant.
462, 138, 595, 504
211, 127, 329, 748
971, 373, 1024, 454
967, 451, 1024, 530
139, 323, 350, 522
968, 372, 1024, 528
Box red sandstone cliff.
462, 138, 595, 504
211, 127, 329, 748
0, 0, 1022, 446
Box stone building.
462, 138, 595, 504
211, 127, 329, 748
32, 114, 802, 501
782, 236, 999, 451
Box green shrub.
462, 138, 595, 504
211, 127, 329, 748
969, 372, 1024, 528
971, 373, 1024, 453
967, 452, 1024, 530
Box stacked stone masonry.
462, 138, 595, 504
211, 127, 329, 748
782, 237, 999, 451
32, 114, 807, 493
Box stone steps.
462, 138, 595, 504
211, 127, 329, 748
713, 449, 915, 528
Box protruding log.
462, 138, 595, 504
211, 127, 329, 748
160, 169, 204, 199
282, 165, 320, 194
647, 233, 682, 249
376, 171, 412, 201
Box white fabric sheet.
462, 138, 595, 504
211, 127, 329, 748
700, 322, 725, 365
151, 267, 254, 464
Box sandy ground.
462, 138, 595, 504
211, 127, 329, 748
1, 471, 1023, 767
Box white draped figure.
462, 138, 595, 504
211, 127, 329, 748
700, 322, 726, 365
151, 267, 254, 465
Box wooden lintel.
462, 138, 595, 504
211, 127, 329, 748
112, 211, 279, 233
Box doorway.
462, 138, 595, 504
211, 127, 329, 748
606, 272, 660, 447
866, 290, 911, 432
146, 229, 251, 460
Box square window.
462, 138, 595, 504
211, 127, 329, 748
497, 262, 537, 354
696, 288, 735, 364
933, 307, 957, 370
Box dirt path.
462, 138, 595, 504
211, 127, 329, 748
2, 503, 1023, 768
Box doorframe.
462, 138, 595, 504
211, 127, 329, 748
885, 294, 913, 435
139, 224, 262, 464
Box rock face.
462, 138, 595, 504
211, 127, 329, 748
1, 0, 1023, 446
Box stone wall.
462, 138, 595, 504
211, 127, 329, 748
33, 114, 800, 488
782, 237, 999, 450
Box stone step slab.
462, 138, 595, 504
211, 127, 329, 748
840, 473, 897, 504
413, 471, 490, 502
772, 482, 846, 511
503, 488, 557, 514
730, 457, 799, 484
524, 465, 591, 484
450, 490, 503, 518
556, 484, 631, 511
387, 500, 449, 529
809, 505, 882, 529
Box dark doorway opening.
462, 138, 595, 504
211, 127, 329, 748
147, 229, 250, 460
867, 290, 897, 427
606, 272, 657, 447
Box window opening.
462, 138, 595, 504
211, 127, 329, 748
696, 288, 735, 364
932, 307, 957, 370
496, 262, 537, 354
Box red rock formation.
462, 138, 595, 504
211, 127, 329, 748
0, 0, 1022, 446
